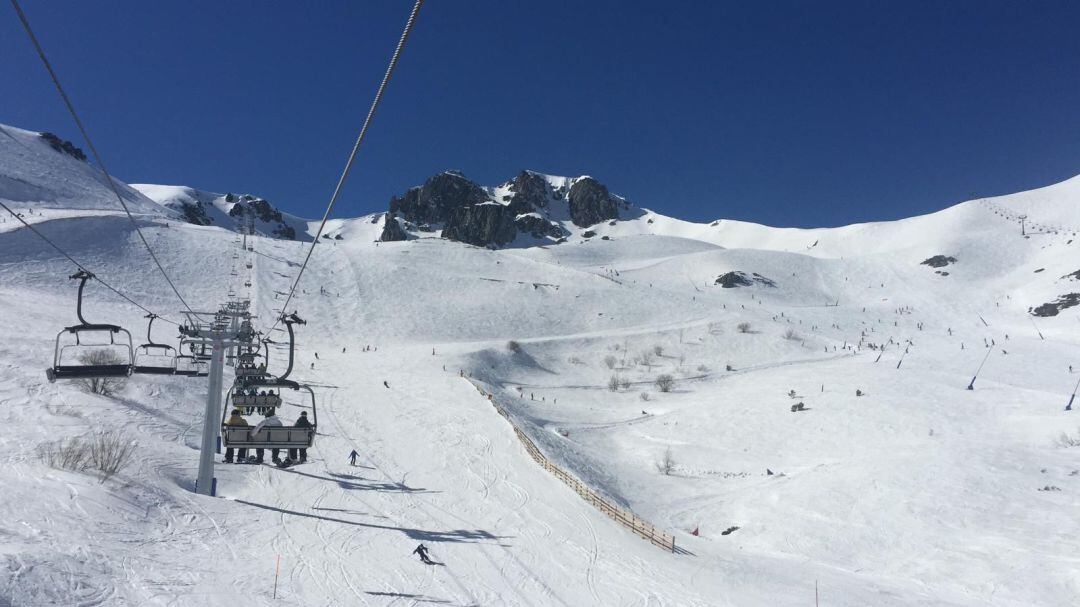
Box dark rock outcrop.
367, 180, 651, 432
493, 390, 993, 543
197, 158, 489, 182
39, 132, 86, 162
379, 213, 408, 242
390, 171, 489, 225
515, 214, 565, 240
568, 177, 620, 227
272, 224, 296, 239
1062, 269, 1080, 281
225, 196, 297, 239
921, 255, 957, 268
1030, 293, 1080, 317
229, 198, 284, 224
715, 271, 777, 288
381, 170, 630, 247
505, 171, 550, 215
442, 203, 517, 247
175, 201, 212, 226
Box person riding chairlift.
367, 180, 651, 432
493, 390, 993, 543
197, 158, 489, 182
288, 411, 312, 463
223, 408, 249, 463
253, 409, 284, 464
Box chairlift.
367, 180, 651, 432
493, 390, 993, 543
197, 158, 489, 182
222, 314, 313, 449
182, 338, 213, 361
45, 271, 134, 382
221, 380, 316, 450
132, 314, 177, 375
227, 380, 285, 414
175, 354, 209, 377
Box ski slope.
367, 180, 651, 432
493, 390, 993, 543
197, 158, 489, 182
2, 123, 1079, 605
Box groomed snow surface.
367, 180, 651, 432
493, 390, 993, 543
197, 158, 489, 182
2, 124, 1080, 605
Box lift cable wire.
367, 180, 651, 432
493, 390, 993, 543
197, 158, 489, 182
267, 0, 424, 336
10, 0, 205, 322
0, 200, 179, 325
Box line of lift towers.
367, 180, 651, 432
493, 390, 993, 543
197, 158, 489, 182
45, 222, 317, 496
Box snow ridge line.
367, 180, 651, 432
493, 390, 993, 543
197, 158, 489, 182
463, 378, 677, 553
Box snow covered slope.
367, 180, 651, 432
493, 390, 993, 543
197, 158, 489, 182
0, 124, 169, 220
1, 121, 1079, 605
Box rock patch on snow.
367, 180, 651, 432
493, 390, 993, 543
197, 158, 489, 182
921, 255, 957, 268
715, 271, 777, 288
1029, 293, 1080, 317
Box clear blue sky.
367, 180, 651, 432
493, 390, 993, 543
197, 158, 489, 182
5, 1, 1079, 227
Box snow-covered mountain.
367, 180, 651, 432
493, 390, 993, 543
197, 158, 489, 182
2, 121, 1079, 606
131, 184, 315, 241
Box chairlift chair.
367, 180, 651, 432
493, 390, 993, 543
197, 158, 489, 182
46, 271, 134, 383
221, 380, 317, 450
174, 354, 209, 377
132, 314, 178, 375
182, 338, 213, 361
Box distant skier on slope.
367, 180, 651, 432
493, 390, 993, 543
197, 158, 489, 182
413, 544, 433, 565
383, 380, 390, 389
349, 449, 359, 466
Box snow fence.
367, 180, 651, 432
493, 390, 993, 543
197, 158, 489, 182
466, 378, 677, 553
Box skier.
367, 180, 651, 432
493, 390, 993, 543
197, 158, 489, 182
413, 544, 433, 565
349, 449, 359, 466
310, 362, 315, 370
253, 409, 284, 464
315, 352, 319, 360
383, 380, 390, 389
223, 409, 248, 463
288, 411, 312, 463
342, 347, 346, 354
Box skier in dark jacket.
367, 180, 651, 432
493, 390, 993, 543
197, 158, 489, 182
287, 411, 312, 463
348, 449, 359, 466
413, 544, 433, 564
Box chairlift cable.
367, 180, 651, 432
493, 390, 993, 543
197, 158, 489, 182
10, 0, 205, 322
268, 0, 424, 336
0, 200, 178, 325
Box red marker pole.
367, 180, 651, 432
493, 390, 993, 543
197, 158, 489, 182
273, 554, 281, 599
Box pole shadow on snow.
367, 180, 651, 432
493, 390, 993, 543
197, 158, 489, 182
363, 591, 463, 605
311, 506, 383, 518
234, 499, 511, 545
326, 471, 373, 479
113, 395, 191, 431
272, 465, 439, 494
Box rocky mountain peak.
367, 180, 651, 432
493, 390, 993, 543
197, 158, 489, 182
379, 170, 628, 248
